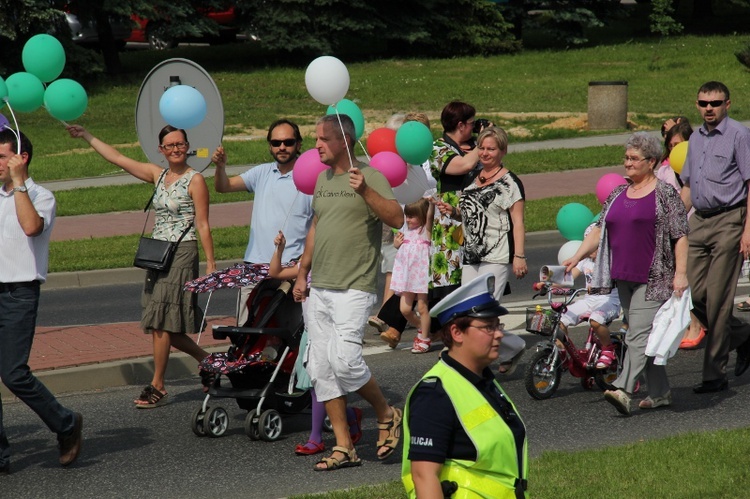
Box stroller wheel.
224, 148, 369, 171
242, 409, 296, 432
203, 406, 229, 438
323, 415, 333, 432
244, 409, 261, 440
258, 409, 283, 441
191, 406, 207, 437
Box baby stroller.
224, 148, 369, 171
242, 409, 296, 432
190, 277, 310, 440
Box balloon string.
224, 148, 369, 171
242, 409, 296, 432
357, 139, 370, 162
333, 109, 355, 170
279, 189, 300, 237
4, 99, 21, 155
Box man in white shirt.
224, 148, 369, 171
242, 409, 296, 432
0, 129, 83, 472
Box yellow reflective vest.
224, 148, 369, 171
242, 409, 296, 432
402, 359, 528, 498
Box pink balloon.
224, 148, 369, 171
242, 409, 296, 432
293, 149, 329, 195
595, 173, 628, 204
370, 151, 407, 187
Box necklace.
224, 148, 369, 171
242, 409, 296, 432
629, 176, 656, 191
479, 166, 503, 184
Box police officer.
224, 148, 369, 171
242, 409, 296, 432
402, 274, 528, 498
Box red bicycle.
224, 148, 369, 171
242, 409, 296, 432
523, 282, 627, 400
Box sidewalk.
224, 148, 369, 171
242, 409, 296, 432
0, 132, 668, 398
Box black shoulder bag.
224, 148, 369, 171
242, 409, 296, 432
133, 170, 193, 272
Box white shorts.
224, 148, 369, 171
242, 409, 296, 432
561, 295, 620, 327
306, 287, 376, 402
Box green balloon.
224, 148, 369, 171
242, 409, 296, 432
5, 72, 45, 113
44, 79, 88, 121
0, 77, 7, 101
556, 203, 594, 241
22, 34, 66, 82
327, 99, 365, 140
395, 121, 433, 165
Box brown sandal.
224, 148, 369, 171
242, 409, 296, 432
313, 446, 361, 471
380, 329, 401, 349
376, 406, 403, 460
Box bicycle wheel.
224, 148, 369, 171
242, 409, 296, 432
524, 348, 562, 400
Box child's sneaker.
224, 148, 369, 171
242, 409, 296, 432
411, 335, 431, 354
596, 346, 616, 369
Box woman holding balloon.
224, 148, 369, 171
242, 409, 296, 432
67, 124, 216, 408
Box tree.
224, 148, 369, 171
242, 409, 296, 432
649, 0, 683, 36
499, 0, 621, 46
233, 0, 518, 57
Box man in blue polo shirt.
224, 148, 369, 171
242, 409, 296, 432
213, 119, 314, 325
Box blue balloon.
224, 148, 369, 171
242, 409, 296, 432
159, 85, 207, 129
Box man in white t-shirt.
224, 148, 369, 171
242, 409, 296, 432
0, 130, 83, 471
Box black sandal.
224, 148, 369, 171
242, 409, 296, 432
134, 385, 154, 404
135, 385, 168, 409
737, 302, 750, 312
200, 370, 219, 393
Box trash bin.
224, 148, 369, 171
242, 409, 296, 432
588, 81, 628, 130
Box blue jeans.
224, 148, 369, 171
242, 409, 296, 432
0, 284, 75, 465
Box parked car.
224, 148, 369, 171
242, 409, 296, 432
126, 6, 238, 50
65, 12, 131, 48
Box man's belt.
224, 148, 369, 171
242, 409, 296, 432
695, 200, 746, 219
0, 281, 40, 293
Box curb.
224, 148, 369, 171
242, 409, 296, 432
0, 346, 226, 401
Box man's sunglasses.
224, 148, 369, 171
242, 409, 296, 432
269, 139, 298, 147
697, 100, 726, 108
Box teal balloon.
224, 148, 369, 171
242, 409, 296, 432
0, 77, 7, 101
556, 203, 594, 241
395, 121, 433, 165
5, 72, 45, 113
22, 34, 66, 82
44, 79, 88, 121
327, 99, 365, 140
592, 212, 601, 223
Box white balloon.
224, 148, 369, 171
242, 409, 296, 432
393, 163, 433, 204
557, 240, 583, 265
305, 56, 350, 105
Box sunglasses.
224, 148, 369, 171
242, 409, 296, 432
269, 139, 297, 147
697, 100, 726, 108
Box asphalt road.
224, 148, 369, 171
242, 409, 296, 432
4, 332, 750, 498
36, 232, 568, 328
17, 232, 750, 497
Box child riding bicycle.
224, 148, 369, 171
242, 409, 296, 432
560, 228, 621, 369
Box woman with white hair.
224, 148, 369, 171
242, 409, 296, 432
564, 131, 689, 416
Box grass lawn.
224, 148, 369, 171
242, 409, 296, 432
288, 426, 750, 498
17, 33, 750, 186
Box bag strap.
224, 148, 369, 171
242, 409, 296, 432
139, 169, 193, 240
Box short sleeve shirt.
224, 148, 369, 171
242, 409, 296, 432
310, 162, 395, 293
240, 162, 313, 264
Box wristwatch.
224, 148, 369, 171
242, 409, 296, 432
10, 185, 28, 194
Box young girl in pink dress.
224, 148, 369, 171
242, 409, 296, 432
390, 198, 434, 354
